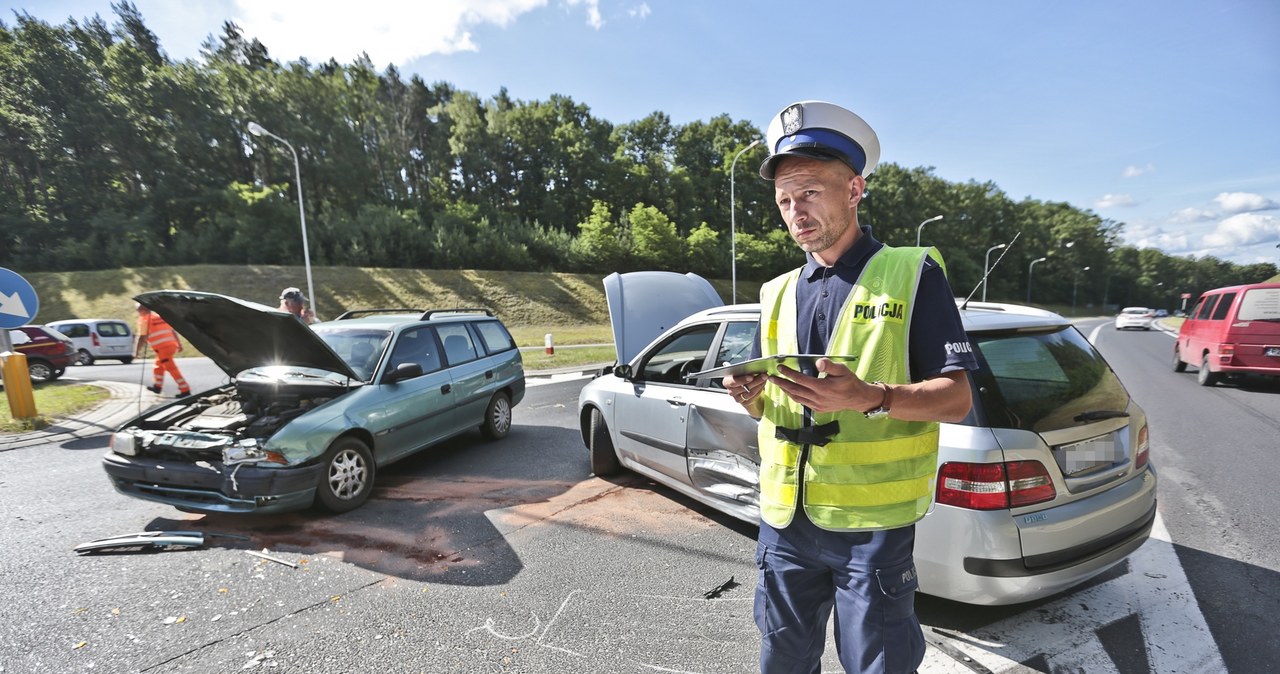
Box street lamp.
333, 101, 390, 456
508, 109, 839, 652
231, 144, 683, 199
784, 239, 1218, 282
1027, 256, 1047, 304
1072, 265, 1091, 313
729, 138, 762, 304
982, 244, 1007, 302
916, 214, 944, 247
247, 121, 315, 316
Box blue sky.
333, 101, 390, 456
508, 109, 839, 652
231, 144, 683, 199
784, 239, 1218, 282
7, 0, 1280, 265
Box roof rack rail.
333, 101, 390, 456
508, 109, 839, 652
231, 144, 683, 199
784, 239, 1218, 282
420, 308, 494, 320
334, 308, 423, 320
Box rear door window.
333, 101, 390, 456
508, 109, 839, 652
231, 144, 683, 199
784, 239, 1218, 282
1237, 288, 1280, 321
967, 326, 1130, 433
1209, 293, 1236, 320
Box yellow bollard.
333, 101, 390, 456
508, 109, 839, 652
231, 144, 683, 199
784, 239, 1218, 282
2, 351, 39, 420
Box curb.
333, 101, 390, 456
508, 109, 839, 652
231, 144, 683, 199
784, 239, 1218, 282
1, 381, 160, 451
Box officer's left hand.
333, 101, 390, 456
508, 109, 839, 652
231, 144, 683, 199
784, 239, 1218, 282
770, 358, 882, 414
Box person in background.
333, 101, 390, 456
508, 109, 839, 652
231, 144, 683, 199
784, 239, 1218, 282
723, 100, 977, 674
134, 304, 190, 398
278, 287, 318, 324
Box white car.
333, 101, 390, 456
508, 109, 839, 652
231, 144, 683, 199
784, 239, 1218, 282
1115, 307, 1155, 330
46, 318, 135, 365
579, 272, 1157, 606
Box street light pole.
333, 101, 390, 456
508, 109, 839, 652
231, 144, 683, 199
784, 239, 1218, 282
982, 244, 1007, 302
916, 214, 944, 247
1072, 265, 1091, 313
729, 139, 761, 304
247, 121, 315, 316
1027, 257, 1047, 304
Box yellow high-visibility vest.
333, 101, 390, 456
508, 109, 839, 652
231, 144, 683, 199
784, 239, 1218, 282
757, 246, 945, 531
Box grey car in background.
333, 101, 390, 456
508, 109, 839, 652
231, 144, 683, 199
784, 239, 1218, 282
578, 272, 1157, 606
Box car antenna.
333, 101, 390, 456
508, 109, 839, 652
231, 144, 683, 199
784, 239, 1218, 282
961, 231, 1021, 310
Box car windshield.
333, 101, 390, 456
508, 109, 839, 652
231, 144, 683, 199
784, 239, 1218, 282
1237, 288, 1280, 321
966, 325, 1130, 433
312, 326, 391, 381
1122, 308, 1149, 315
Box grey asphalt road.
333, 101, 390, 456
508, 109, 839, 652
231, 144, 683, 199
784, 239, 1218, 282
4, 329, 1275, 673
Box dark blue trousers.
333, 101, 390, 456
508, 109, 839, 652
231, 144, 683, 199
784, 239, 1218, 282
755, 512, 923, 674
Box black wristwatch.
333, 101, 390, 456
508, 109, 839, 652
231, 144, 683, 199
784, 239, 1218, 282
863, 382, 893, 419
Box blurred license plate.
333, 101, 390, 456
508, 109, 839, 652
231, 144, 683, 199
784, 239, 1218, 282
1265, 347, 1280, 357
1054, 434, 1127, 476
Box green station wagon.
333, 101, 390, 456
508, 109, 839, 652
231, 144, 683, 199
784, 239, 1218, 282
104, 291, 525, 514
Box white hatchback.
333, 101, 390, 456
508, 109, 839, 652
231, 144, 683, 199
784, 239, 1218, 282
1115, 307, 1155, 330
579, 272, 1157, 606
46, 318, 134, 365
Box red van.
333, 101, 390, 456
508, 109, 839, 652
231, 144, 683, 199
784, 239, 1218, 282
1173, 282, 1280, 386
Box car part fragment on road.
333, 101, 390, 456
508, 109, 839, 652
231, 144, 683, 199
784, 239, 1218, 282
246, 549, 299, 568
73, 530, 249, 554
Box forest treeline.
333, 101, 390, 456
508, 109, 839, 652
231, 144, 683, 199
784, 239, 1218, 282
2, 4, 1274, 309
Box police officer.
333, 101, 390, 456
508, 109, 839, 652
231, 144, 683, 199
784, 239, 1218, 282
724, 101, 978, 674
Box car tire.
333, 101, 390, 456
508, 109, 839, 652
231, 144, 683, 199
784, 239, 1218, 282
119, 357, 133, 365
315, 437, 375, 514
1172, 346, 1187, 373
588, 408, 620, 476
1197, 354, 1219, 387
27, 360, 55, 383
75, 349, 94, 366
480, 391, 512, 440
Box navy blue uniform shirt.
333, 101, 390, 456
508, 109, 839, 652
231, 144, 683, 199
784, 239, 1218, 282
752, 226, 978, 381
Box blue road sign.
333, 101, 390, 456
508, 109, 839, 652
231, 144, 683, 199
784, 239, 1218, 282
0, 267, 40, 329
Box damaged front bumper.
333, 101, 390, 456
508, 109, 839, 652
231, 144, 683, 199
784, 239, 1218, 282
101, 452, 323, 514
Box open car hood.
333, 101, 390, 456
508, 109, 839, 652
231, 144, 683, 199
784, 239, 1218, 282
603, 272, 724, 365
136, 290, 360, 380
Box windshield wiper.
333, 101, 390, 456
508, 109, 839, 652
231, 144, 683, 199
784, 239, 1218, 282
1073, 409, 1130, 422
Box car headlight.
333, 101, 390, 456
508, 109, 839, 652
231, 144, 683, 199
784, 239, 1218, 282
110, 430, 138, 456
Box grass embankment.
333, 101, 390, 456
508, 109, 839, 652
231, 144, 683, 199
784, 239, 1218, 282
0, 382, 109, 433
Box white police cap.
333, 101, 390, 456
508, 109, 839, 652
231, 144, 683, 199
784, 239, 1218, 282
759, 100, 881, 180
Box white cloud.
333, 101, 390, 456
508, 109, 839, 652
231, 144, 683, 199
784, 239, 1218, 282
1122, 163, 1154, 178
1213, 191, 1279, 214
565, 0, 604, 29
1170, 207, 1216, 223
228, 0, 604, 66
1202, 212, 1280, 248
629, 3, 652, 19
1095, 193, 1137, 208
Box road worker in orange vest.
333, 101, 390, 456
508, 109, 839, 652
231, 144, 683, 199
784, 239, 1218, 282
134, 304, 191, 398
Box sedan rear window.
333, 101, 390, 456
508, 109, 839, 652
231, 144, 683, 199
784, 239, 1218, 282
967, 326, 1130, 433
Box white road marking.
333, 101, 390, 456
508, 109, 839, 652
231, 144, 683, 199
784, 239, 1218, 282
920, 512, 1227, 672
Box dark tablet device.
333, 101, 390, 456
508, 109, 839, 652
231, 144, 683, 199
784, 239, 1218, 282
690, 354, 859, 379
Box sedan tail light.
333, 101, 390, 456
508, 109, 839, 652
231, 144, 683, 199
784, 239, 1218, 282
936, 460, 1056, 510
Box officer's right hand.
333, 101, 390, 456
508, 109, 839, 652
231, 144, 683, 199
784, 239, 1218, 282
723, 373, 762, 406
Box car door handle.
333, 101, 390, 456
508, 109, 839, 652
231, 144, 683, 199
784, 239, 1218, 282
485, 370, 494, 379
665, 398, 687, 407
441, 384, 452, 394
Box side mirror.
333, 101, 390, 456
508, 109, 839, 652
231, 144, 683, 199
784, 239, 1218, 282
613, 363, 633, 380
383, 362, 423, 384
